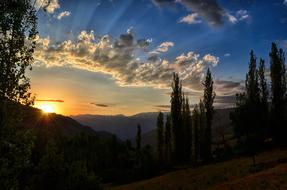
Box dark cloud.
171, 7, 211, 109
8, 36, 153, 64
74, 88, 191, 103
155, 105, 170, 108
36, 99, 64, 103
215, 80, 242, 89
152, 0, 225, 26
90, 103, 110, 107
181, 0, 225, 26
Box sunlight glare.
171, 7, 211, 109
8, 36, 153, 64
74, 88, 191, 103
39, 104, 55, 113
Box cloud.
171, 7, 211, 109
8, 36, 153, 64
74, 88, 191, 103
224, 53, 231, 57
226, 10, 251, 24
179, 13, 202, 24
148, 41, 174, 61
214, 80, 244, 96
154, 105, 170, 108
154, 0, 251, 26
284, 0, 287, 6
35, 0, 60, 14
179, 0, 225, 26
57, 11, 71, 20
226, 13, 237, 24
236, 10, 251, 22
178, 0, 225, 26
154, 104, 170, 112
90, 103, 110, 107
156, 42, 174, 53
34, 30, 229, 93
36, 99, 64, 103
153, 0, 225, 26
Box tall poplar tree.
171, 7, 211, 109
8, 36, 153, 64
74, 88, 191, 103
202, 68, 216, 162
183, 97, 192, 162
192, 105, 200, 163
270, 43, 287, 144
258, 58, 269, 137
170, 73, 184, 163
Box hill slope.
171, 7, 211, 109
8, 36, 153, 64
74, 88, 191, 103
19, 106, 113, 138
107, 149, 287, 190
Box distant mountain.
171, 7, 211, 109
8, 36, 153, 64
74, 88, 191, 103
71, 112, 162, 139
72, 109, 234, 141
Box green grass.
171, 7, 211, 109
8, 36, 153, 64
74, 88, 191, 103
105, 149, 287, 190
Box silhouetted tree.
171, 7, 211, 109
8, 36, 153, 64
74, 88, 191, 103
156, 112, 164, 166
231, 50, 263, 165
0, 0, 37, 104
246, 51, 260, 103
164, 114, 172, 166
199, 100, 206, 161
258, 58, 269, 138
202, 68, 216, 162
258, 58, 268, 107
136, 124, 142, 151
0, 1, 37, 189
170, 73, 184, 164
192, 105, 200, 163
269, 43, 287, 145
182, 97, 192, 162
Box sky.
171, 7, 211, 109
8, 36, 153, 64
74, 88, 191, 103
30, 0, 287, 116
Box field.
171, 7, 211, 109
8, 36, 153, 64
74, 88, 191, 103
107, 149, 287, 190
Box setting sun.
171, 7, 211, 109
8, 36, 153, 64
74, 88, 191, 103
38, 104, 55, 113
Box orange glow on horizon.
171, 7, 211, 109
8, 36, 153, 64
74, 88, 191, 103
35, 103, 58, 114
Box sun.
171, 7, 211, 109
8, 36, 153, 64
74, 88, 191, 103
38, 104, 55, 113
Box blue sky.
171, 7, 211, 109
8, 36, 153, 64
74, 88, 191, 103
31, 0, 287, 115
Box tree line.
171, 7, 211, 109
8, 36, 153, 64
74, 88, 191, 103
155, 42, 287, 168
156, 68, 216, 167
231, 43, 287, 164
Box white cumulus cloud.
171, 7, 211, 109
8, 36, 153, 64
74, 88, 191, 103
57, 11, 71, 20
179, 13, 202, 24
35, 0, 60, 14
34, 30, 221, 91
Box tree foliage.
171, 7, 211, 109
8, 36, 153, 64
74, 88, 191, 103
202, 68, 216, 162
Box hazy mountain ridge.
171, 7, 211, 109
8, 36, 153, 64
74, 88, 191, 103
71, 112, 162, 140
72, 109, 234, 141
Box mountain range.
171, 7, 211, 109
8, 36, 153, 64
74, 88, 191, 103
72, 108, 234, 143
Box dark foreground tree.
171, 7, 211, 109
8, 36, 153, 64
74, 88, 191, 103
269, 43, 287, 145
182, 97, 192, 162
0, 1, 37, 189
258, 58, 269, 138
164, 114, 172, 166
202, 68, 216, 162
192, 105, 200, 163
231, 50, 264, 165
170, 73, 184, 164
156, 112, 164, 167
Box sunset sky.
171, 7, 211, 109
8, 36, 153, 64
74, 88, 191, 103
31, 0, 287, 116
